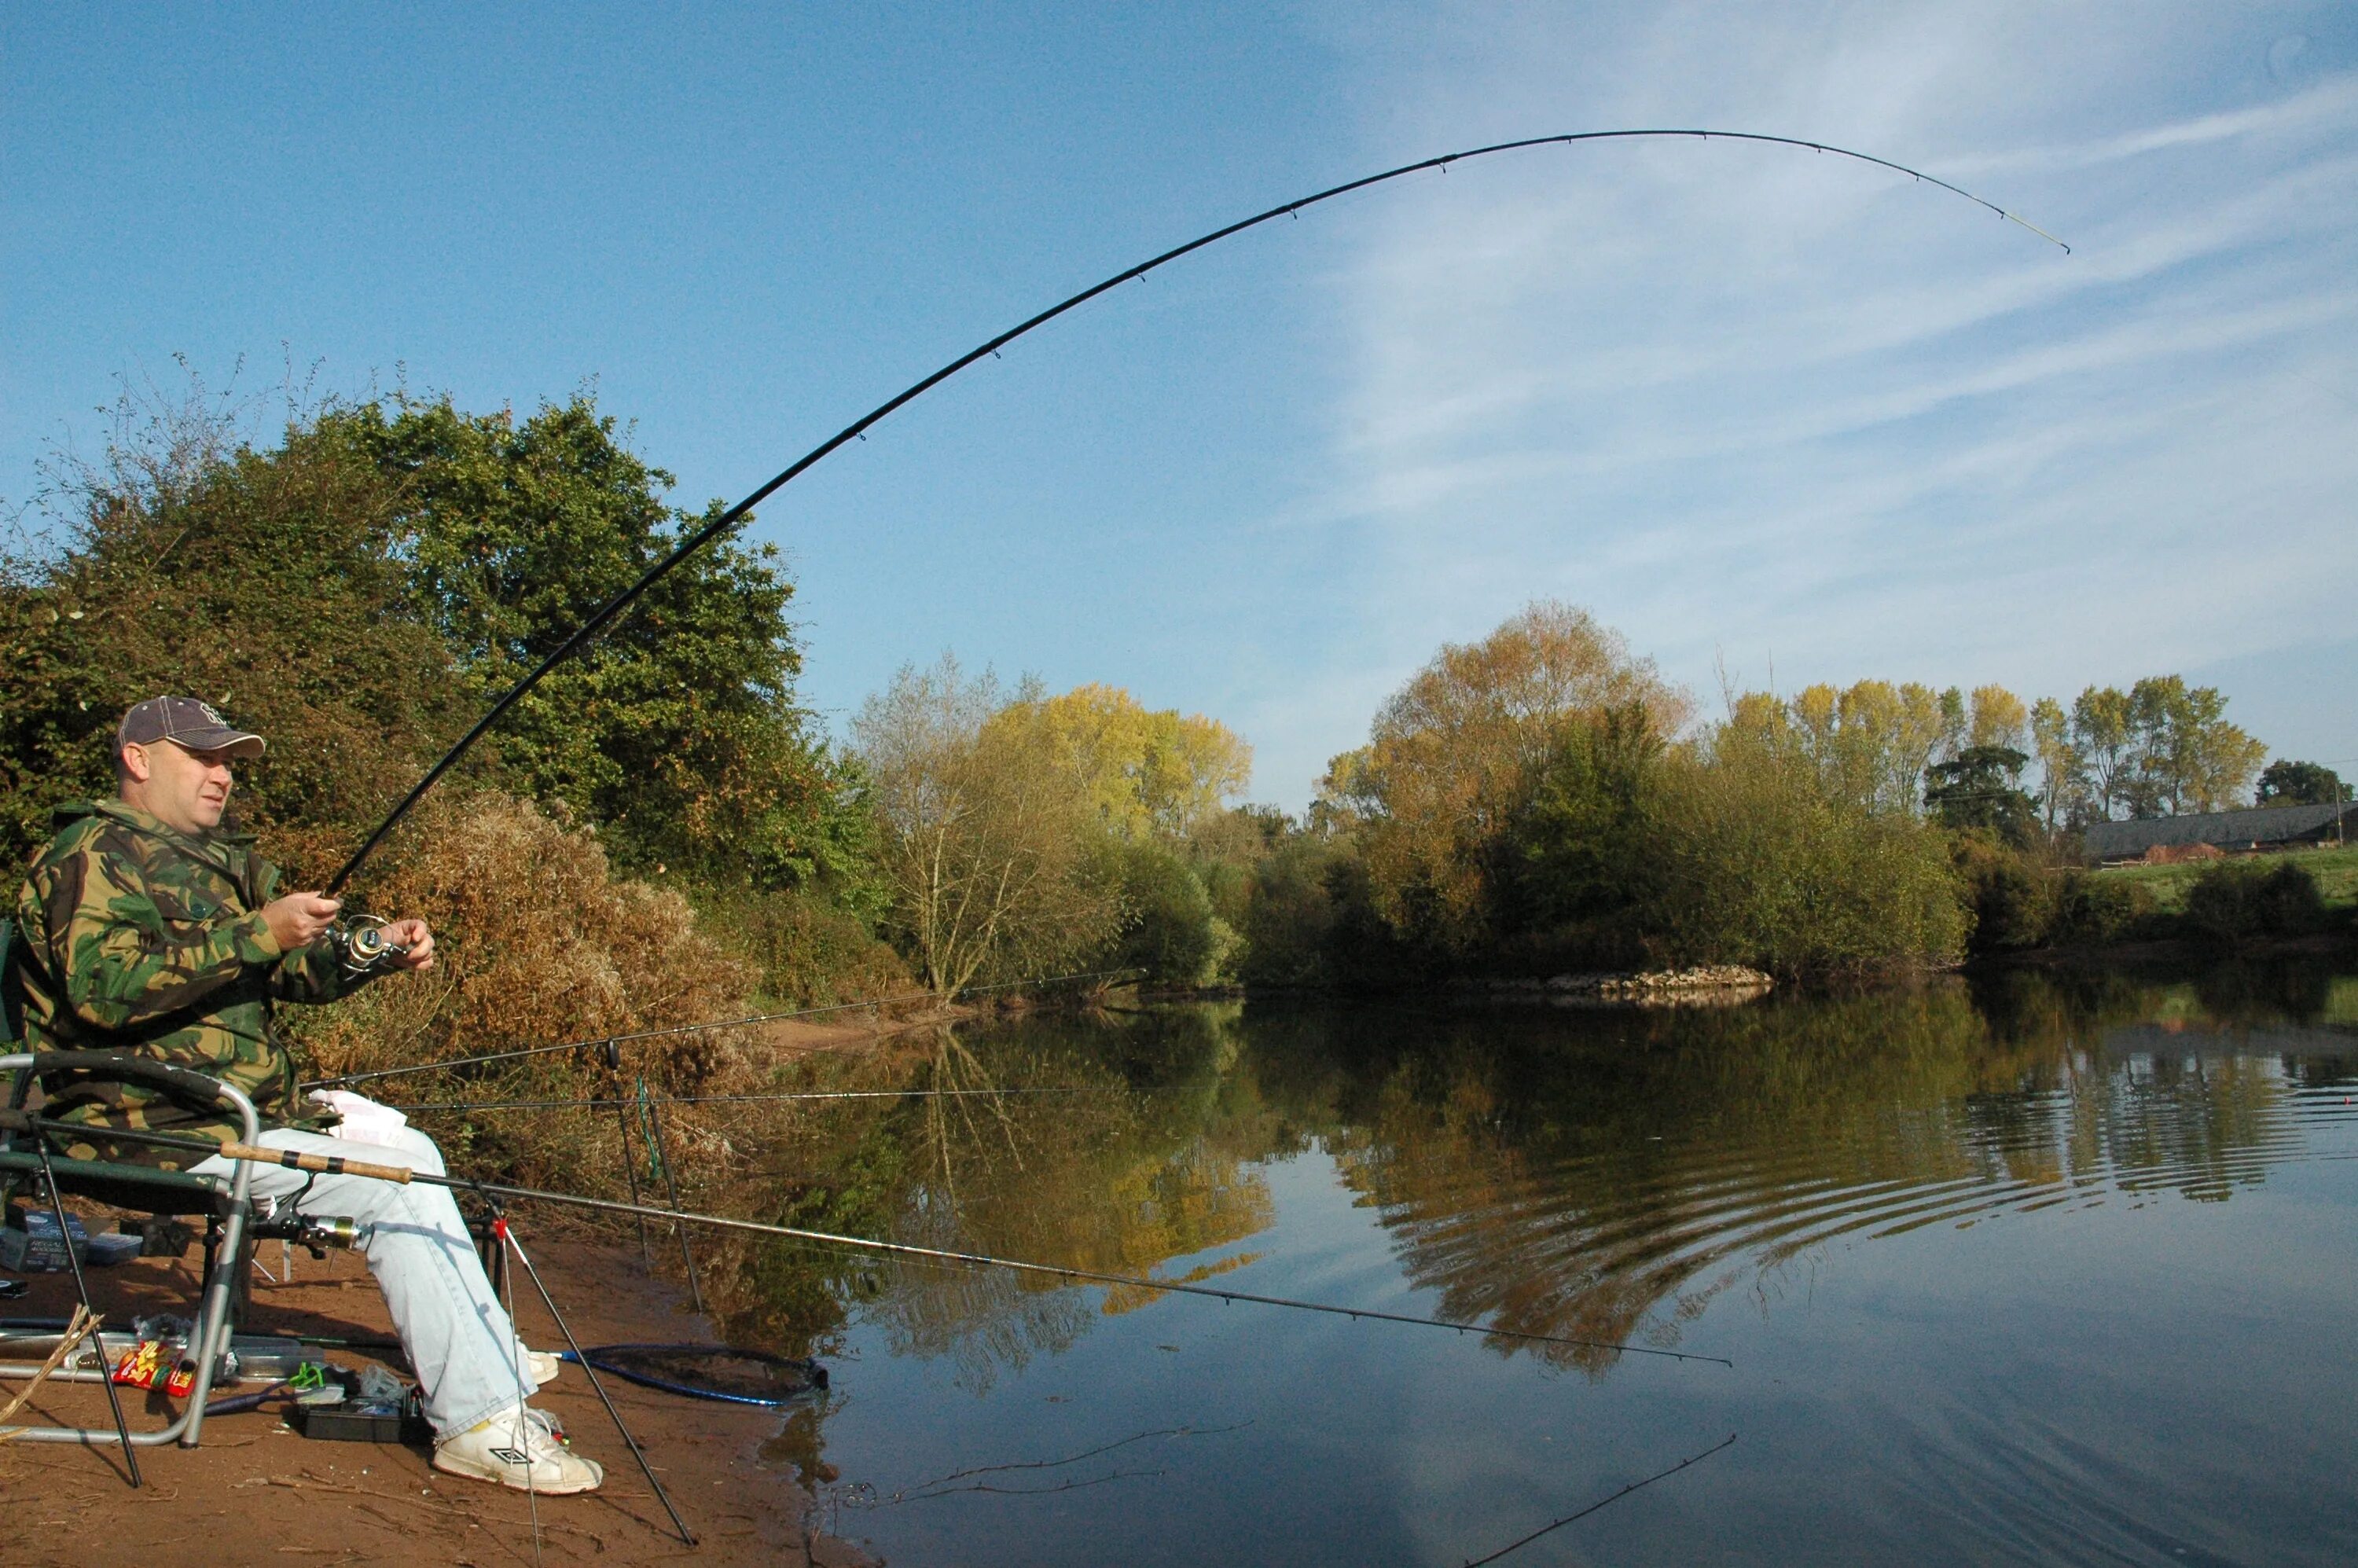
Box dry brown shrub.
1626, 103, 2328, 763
286, 791, 766, 1198
298, 791, 752, 1080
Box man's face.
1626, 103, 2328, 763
123, 740, 238, 834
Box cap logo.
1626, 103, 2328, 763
195, 702, 226, 727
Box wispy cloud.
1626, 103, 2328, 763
1940, 74, 2358, 174
1238, 1, 2358, 802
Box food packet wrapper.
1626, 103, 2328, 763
304, 1089, 409, 1149
113, 1339, 196, 1398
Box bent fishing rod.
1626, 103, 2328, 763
13, 1116, 1728, 1368
323, 128, 2065, 898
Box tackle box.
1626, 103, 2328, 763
290, 1397, 433, 1445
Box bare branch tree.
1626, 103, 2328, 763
854, 655, 1118, 993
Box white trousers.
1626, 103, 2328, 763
191, 1124, 537, 1437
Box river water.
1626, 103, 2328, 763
747, 961, 2358, 1566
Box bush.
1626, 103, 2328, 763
1111, 840, 1230, 987
1951, 835, 2054, 955
1644, 752, 1967, 978
2044, 869, 2150, 946
694, 884, 912, 1008
2183, 858, 2327, 944
288, 792, 760, 1192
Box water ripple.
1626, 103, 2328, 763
1333, 1047, 2352, 1364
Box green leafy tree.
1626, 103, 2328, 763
1495, 701, 1664, 932
2256, 759, 2345, 807
1110, 839, 1230, 986
1925, 745, 2037, 845
1, 400, 471, 876
1237, 835, 1343, 988
315, 395, 838, 887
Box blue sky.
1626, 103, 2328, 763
6, 3, 2354, 807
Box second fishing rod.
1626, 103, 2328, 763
302, 967, 1142, 1092
12, 1114, 1729, 1369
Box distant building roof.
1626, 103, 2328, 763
2083, 802, 2353, 861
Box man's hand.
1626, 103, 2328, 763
262, 893, 342, 952
380, 917, 435, 971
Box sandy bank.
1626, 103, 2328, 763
0, 1232, 867, 1566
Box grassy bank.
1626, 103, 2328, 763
2091, 843, 2358, 918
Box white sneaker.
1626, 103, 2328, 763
517, 1344, 562, 1385
432, 1404, 603, 1494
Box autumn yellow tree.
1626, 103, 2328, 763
1784, 680, 1948, 815
854, 657, 1120, 993
1324, 601, 1691, 951
1968, 685, 2029, 754
2028, 696, 2082, 831
1014, 683, 1252, 839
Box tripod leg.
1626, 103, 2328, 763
611, 1096, 654, 1272
643, 1090, 705, 1315
35, 1145, 140, 1486
499, 1220, 695, 1546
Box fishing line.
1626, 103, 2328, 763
303, 968, 1137, 1091
323, 129, 2064, 895
28, 1118, 1730, 1368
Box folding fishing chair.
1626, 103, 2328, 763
0, 1048, 261, 1454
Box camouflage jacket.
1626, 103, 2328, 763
8, 799, 376, 1167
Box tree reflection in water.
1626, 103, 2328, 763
726, 960, 2357, 1390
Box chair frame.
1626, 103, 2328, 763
0, 1050, 259, 1450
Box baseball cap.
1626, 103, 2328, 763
116, 696, 266, 760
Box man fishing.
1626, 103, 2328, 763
6, 696, 602, 1494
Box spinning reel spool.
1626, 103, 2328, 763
248, 1211, 362, 1260
325, 915, 411, 977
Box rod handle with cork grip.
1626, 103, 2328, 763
216, 1143, 414, 1184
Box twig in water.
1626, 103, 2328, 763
854, 1422, 1251, 1508
919, 1420, 1252, 1489
905, 1467, 1165, 1500
1460, 1432, 1737, 1566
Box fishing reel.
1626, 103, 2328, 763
248, 1212, 363, 1260
325, 914, 412, 977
